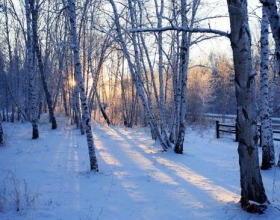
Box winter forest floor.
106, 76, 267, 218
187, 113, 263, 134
0, 117, 280, 220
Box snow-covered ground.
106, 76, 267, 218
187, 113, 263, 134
0, 118, 280, 219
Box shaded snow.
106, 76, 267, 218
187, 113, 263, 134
0, 118, 280, 219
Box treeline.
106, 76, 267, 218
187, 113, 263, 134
1, 0, 280, 212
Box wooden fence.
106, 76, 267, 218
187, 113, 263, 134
215, 120, 280, 145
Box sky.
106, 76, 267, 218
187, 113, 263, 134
191, 0, 263, 59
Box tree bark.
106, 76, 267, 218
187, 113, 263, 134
260, 7, 275, 169
25, 0, 39, 139
174, 0, 194, 153
261, 0, 280, 168
109, 0, 168, 150
262, 0, 280, 75
30, 1, 57, 130
96, 90, 111, 126
68, 0, 98, 171
0, 121, 3, 145
154, 0, 171, 148
227, 0, 268, 207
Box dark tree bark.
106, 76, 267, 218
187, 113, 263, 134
25, 0, 39, 139
96, 91, 110, 126
227, 0, 268, 210
0, 121, 3, 145
260, 7, 275, 169
30, 0, 57, 130
68, 0, 98, 171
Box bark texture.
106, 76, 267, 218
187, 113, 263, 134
68, 0, 98, 171
227, 0, 268, 206
25, 0, 39, 139
260, 7, 274, 169
174, 0, 194, 153
30, 0, 57, 130
262, 0, 280, 75
109, 0, 168, 151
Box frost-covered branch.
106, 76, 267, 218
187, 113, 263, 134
130, 26, 230, 38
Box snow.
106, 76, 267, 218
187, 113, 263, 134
0, 117, 280, 220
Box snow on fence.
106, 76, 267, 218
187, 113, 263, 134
215, 120, 280, 145
205, 113, 280, 124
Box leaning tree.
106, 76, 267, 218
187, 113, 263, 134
67, 0, 99, 171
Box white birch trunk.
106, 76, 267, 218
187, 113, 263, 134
68, 0, 98, 171
260, 7, 275, 169
30, 0, 57, 130
262, 0, 280, 167
73, 86, 85, 134
154, 0, 171, 147
262, 0, 280, 75
227, 0, 268, 207
109, 0, 168, 150
174, 0, 192, 153
270, 58, 277, 164
170, 0, 180, 143
25, 0, 39, 139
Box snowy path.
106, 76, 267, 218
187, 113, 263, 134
0, 121, 280, 219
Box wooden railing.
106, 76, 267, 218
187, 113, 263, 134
215, 120, 280, 145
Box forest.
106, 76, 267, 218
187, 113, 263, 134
1, 0, 280, 217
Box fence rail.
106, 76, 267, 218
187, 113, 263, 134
205, 113, 280, 124
215, 120, 280, 144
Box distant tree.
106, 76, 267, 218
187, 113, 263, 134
209, 53, 236, 119
187, 66, 213, 122
108, 0, 169, 151
227, 0, 268, 211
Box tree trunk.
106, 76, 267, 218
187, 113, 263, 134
0, 121, 3, 145
25, 0, 39, 139
260, 7, 275, 169
262, 0, 280, 75
174, 0, 191, 154
227, 0, 268, 208
96, 90, 111, 126
261, 0, 280, 168
73, 85, 84, 134
31, 1, 57, 130
109, 0, 168, 150
68, 0, 98, 171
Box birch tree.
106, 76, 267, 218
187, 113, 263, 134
261, 0, 280, 168
173, 0, 190, 153
153, 0, 171, 148
25, 0, 39, 139
68, 0, 98, 171
227, 0, 268, 211
30, 0, 57, 130
262, 0, 280, 75
260, 7, 275, 169
109, 0, 169, 150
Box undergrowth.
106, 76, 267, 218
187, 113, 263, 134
0, 170, 41, 213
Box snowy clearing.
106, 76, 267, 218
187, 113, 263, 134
0, 118, 280, 220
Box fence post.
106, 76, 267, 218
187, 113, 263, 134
216, 121, 220, 138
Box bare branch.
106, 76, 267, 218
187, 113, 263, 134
130, 26, 230, 38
